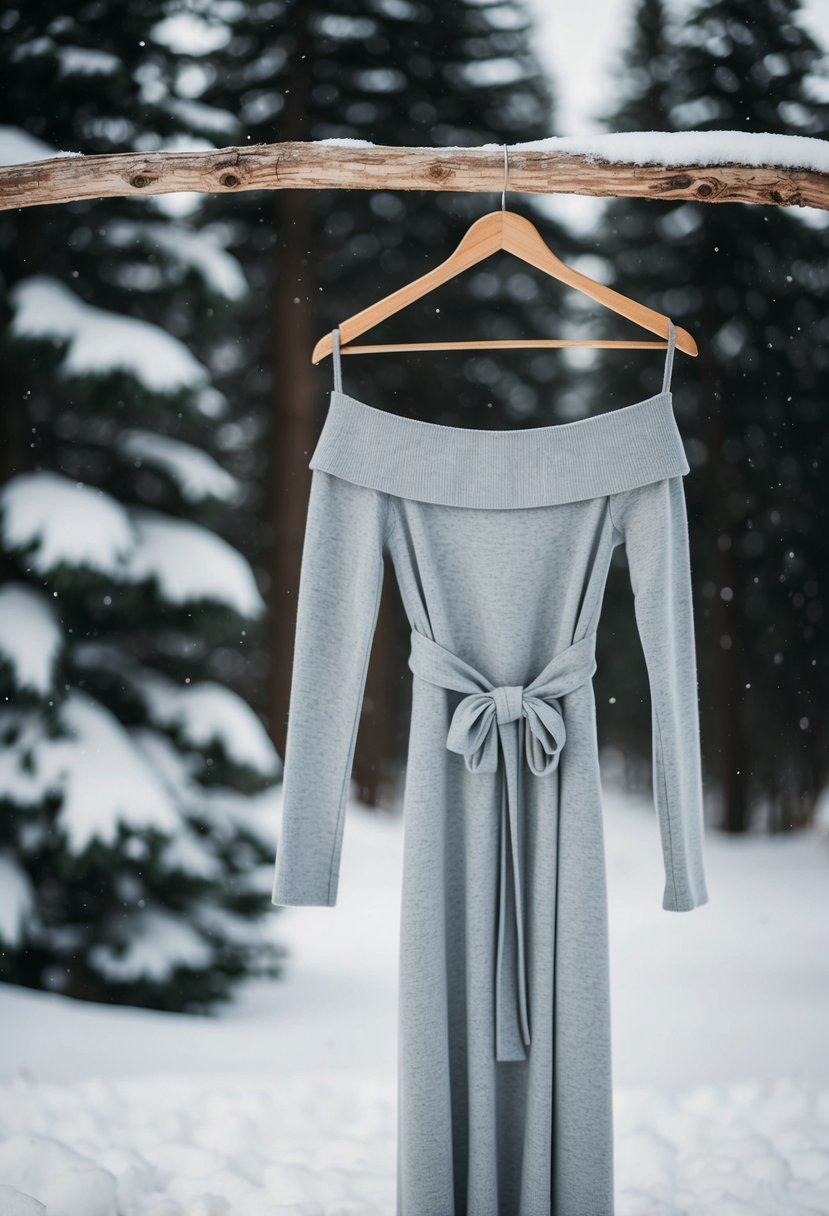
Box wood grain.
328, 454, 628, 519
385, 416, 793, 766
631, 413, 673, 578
1, 143, 827, 211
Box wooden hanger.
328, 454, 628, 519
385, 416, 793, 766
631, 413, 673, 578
311, 145, 697, 365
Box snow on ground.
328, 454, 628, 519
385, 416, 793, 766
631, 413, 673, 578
1, 780, 828, 1214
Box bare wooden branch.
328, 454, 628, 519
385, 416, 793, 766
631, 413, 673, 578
1, 141, 827, 212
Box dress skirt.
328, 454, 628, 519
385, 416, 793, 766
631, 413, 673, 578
396, 674, 614, 1215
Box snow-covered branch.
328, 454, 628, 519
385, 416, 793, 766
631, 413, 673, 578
1, 132, 828, 211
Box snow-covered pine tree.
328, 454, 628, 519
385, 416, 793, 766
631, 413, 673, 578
597, 0, 829, 831
0, 2, 284, 1010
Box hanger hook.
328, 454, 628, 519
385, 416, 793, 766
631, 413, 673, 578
502, 144, 508, 212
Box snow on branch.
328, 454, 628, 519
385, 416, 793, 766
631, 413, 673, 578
0, 472, 264, 619
0, 584, 62, 697
1, 131, 828, 211
9, 277, 222, 413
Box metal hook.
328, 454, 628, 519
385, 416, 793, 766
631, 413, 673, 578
502, 145, 508, 212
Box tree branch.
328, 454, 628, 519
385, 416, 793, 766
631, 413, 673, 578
1, 140, 827, 212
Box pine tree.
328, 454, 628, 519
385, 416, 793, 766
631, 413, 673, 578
596, 0, 829, 831
0, 1, 284, 1010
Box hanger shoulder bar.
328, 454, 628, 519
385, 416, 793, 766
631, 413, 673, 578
334, 337, 696, 354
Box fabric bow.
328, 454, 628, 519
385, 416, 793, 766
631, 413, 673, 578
445, 685, 567, 776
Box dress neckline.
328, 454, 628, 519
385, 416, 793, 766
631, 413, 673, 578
310, 320, 687, 510
309, 387, 689, 511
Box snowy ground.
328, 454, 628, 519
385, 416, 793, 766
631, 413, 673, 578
2, 777, 828, 1215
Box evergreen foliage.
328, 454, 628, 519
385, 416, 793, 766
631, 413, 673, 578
0, 0, 283, 1010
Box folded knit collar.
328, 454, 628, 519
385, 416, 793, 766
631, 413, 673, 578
309, 388, 690, 510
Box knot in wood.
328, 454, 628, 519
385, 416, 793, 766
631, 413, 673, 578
220, 172, 240, 188
427, 160, 451, 182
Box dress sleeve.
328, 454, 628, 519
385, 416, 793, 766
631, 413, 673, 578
609, 475, 710, 911
271, 469, 391, 907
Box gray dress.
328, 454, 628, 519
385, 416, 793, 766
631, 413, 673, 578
271, 320, 709, 1216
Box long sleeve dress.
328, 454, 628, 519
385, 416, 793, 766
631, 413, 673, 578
271, 320, 709, 1216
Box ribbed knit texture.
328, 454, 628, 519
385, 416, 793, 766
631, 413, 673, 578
310, 389, 689, 509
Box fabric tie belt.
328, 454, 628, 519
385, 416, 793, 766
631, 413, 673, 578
408, 627, 598, 1063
